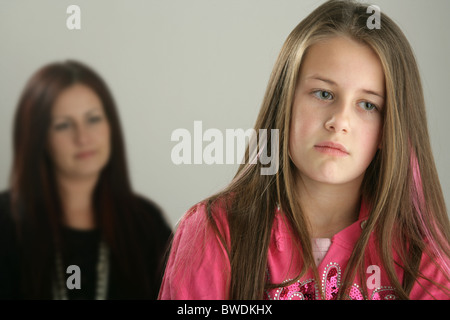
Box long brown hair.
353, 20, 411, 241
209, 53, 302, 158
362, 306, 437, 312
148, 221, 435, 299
203, 0, 450, 299
11, 60, 162, 298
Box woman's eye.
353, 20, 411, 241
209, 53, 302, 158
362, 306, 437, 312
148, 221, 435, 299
54, 122, 70, 131
313, 90, 333, 100
358, 101, 377, 112
88, 115, 102, 124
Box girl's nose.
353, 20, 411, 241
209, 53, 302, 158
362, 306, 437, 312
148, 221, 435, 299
324, 100, 351, 134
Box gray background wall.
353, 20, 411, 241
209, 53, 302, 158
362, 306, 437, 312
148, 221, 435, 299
0, 0, 448, 228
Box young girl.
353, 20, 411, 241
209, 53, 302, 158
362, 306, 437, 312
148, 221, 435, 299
158, 0, 450, 300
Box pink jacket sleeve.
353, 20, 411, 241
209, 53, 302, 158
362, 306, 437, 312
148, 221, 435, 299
158, 203, 231, 300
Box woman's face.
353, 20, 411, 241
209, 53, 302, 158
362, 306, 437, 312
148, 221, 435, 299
47, 84, 111, 181
289, 36, 385, 187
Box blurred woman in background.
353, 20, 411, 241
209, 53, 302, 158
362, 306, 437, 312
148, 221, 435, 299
0, 60, 172, 299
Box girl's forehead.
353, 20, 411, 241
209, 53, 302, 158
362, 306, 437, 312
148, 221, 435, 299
299, 36, 385, 97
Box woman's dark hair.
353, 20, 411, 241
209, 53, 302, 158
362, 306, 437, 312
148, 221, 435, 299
11, 60, 163, 299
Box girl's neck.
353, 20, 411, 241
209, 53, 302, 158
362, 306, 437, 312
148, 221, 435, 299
296, 174, 362, 238
56, 174, 99, 230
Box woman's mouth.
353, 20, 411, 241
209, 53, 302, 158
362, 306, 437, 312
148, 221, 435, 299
75, 150, 96, 159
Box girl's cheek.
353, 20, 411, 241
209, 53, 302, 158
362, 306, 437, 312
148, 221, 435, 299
297, 110, 321, 136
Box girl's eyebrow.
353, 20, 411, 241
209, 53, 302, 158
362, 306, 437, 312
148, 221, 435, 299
306, 75, 337, 86
305, 74, 385, 100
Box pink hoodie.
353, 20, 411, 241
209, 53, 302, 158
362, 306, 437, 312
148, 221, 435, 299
159, 201, 450, 300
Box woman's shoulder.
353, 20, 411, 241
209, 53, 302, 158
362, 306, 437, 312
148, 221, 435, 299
133, 193, 165, 218
0, 190, 18, 252
131, 193, 172, 237
0, 190, 12, 222
0, 190, 20, 299
0, 190, 11, 206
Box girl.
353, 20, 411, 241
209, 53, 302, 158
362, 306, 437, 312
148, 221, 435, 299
0, 60, 172, 299
159, 0, 450, 300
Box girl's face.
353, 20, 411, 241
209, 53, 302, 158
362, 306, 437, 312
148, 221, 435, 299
47, 84, 111, 181
289, 36, 384, 187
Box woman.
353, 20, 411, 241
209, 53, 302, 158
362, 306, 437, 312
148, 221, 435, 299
0, 60, 172, 299
159, 0, 450, 299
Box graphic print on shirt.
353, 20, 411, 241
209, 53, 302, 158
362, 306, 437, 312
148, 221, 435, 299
264, 262, 397, 300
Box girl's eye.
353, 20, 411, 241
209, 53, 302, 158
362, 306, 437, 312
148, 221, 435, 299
313, 90, 334, 100
358, 101, 378, 112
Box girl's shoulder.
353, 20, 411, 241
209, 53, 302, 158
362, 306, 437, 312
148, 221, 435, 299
176, 199, 231, 247
176, 198, 291, 259
159, 199, 232, 299
178, 198, 288, 240
159, 199, 291, 299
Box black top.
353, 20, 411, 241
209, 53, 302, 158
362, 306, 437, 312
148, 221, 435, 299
60, 226, 102, 300
0, 191, 172, 300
